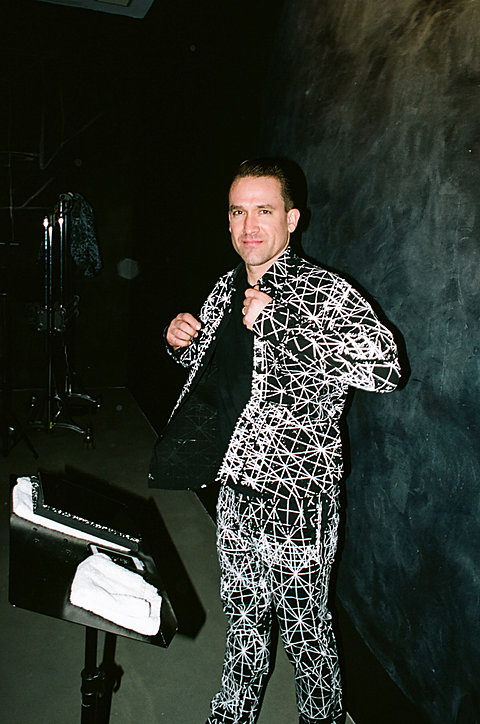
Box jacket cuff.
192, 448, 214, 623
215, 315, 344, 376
164, 326, 188, 363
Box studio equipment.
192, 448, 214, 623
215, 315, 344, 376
31, 192, 101, 443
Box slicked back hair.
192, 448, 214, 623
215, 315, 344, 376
230, 158, 297, 212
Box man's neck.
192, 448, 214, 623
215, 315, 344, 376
245, 246, 290, 286
246, 266, 260, 286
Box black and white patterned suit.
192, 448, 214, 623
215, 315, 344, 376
151, 247, 400, 723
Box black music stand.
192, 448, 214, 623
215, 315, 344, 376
9, 476, 178, 724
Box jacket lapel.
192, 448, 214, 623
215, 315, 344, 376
258, 246, 299, 297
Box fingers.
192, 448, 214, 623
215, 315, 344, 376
242, 288, 272, 330
166, 312, 201, 349
244, 285, 260, 299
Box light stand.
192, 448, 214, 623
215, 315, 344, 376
32, 193, 100, 443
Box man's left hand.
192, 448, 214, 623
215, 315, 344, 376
243, 286, 272, 330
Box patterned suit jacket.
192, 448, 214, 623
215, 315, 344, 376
149, 247, 400, 500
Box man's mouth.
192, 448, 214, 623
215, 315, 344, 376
242, 238, 263, 245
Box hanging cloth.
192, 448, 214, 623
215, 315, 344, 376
69, 192, 103, 277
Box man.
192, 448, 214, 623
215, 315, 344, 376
149, 158, 401, 724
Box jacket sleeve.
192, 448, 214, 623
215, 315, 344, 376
164, 272, 232, 369
252, 279, 401, 393
164, 327, 200, 369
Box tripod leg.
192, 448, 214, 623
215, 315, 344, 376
0, 392, 39, 459
0, 293, 39, 458
0, 388, 11, 455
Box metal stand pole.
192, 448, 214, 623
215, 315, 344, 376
80, 628, 121, 724
97, 633, 123, 722
81, 627, 104, 723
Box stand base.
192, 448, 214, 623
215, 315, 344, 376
29, 393, 97, 447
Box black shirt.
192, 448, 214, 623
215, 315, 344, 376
214, 266, 254, 453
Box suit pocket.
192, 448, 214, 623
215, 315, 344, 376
148, 392, 222, 490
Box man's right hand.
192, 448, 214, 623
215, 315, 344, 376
166, 313, 201, 351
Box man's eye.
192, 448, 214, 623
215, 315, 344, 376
259, 209, 271, 214
232, 209, 244, 216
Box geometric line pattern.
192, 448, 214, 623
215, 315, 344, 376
167, 247, 400, 723
170, 247, 400, 502
206, 484, 342, 724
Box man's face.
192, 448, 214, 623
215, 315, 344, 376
228, 175, 300, 283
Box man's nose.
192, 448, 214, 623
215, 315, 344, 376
244, 212, 259, 234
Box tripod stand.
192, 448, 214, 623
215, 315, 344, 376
31, 193, 99, 443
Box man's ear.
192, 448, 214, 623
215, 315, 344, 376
287, 208, 300, 233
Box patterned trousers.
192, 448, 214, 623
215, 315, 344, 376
206, 483, 342, 724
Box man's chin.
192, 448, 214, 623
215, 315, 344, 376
236, 247, 264, 263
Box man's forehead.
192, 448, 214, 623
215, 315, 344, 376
229, 175, 283, 204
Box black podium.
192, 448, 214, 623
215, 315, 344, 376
9, 475, 178, 723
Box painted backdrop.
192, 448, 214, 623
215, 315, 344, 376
261, 2, 480, 722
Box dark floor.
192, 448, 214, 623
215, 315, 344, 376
2, 387, 359, 724
0, 387, 433, 724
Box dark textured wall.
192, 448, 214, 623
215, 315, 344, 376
261, 2, 480, 722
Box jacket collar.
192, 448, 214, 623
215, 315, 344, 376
230, 245, 301, 295
258, 246, 300, 295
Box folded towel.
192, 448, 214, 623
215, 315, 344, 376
12, 477, 129, 552
70, 553, 161, 636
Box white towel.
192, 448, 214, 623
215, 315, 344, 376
12, 477, 129, 552
70, 553, 162, 636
